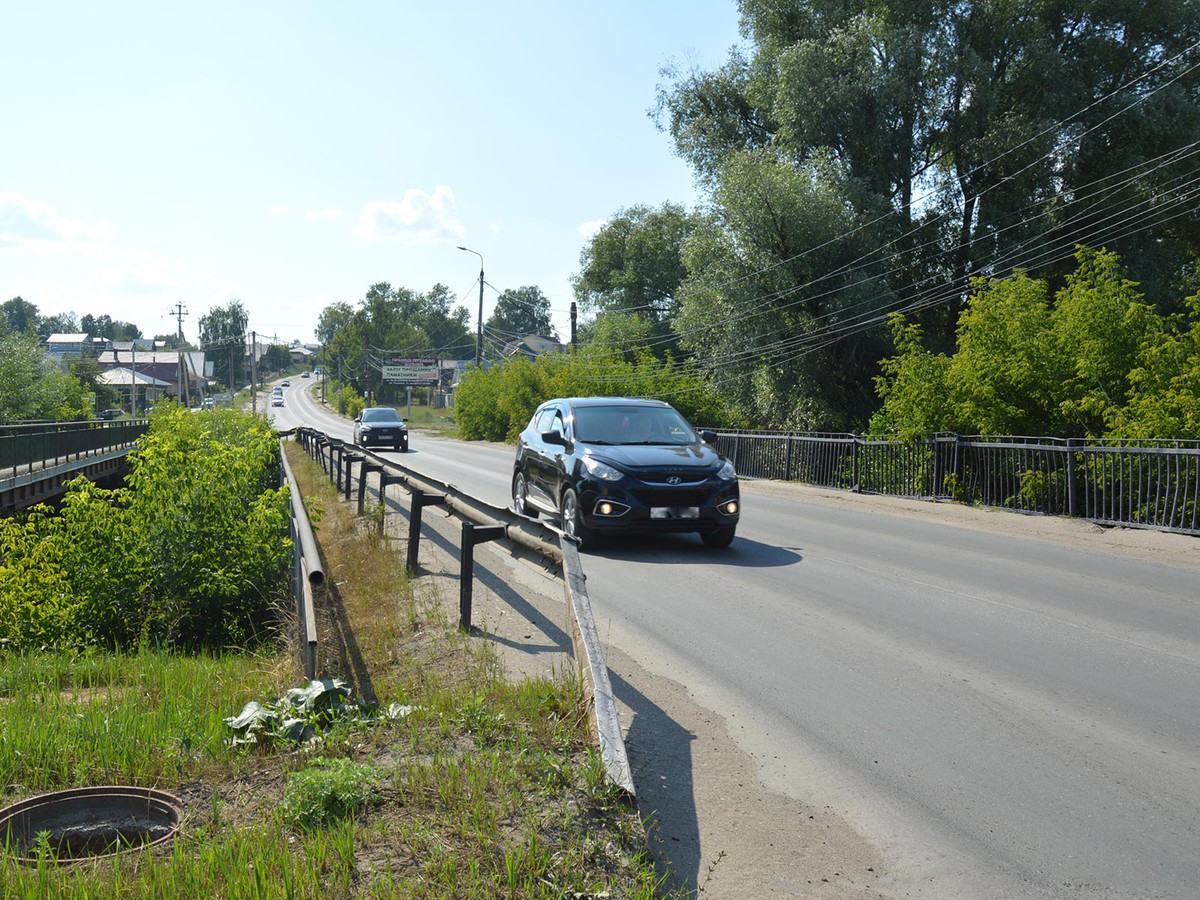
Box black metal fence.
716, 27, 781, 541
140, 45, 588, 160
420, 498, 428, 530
0, 419, 149, 480
712, 430, 1200, 537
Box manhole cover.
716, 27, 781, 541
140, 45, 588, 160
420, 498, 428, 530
0, 786, 182, 863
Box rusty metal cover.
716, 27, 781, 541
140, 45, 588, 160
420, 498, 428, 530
0, 786, 182, 864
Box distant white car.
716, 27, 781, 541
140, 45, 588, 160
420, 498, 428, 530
271, 395, 284, 407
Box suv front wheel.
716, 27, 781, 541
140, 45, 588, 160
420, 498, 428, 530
561, 488, 597, 550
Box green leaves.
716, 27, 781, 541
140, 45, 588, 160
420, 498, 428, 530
0, 404, 290, 652
873, 248, 1198, 439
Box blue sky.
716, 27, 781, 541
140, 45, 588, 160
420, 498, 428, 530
1, 2, 743, 349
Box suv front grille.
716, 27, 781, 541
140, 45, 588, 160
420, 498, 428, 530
631, 487, 713, 507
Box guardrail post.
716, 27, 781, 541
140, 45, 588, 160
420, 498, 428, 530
407, 489, 446, 574
342, 452, 362, 502
376, 472, 405, 535
358, 462, 383, 514
459, 522, 507, 632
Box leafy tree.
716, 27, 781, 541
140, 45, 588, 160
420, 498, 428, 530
80, 313, 144, 341
945, 271, 1061, 436
39, 311, 78, 336
199, 300, 249, 389
485, 286, 554, 348
869, 315, 952, 439
573, 203, 700, 357
656, 0, 1200, 427
317, 282, 472, 404
0, 330, 90, 420
872, 247, 1195, 439
1051, 248, 1161, 434
674, 148, 891, 430
1, 297, 40, 334
1108, 293, 1200, 438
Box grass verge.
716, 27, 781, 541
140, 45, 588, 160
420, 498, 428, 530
0, 442, 665, 897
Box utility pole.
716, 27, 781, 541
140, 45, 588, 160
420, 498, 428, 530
457, 246, 484, 367
570, 301, 577, 349
169, 301, 189, 405
250, 331, 258, 413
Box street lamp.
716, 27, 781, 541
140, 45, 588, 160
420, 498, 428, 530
457, 246, 484, 366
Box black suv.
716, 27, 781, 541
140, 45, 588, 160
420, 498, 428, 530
353, 407, 409, 451
512, 397, 739, 549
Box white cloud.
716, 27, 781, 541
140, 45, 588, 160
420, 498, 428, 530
268, 203, 343, 222
99, 252, 182, 294
0, 192, 116, 252
577, 219, 606, 239
304, 208, 343, 221
354, 186, 465, 244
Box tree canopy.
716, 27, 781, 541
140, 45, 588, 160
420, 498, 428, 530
486, 286, 554, 351
633, 0, 1200, 432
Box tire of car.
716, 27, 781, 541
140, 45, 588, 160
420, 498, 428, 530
512, 471, 530, 517
395, 440, 407, 452
701, 526, 737, 548
561, 488, 597, 550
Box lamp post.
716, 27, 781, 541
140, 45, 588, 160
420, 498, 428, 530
457, 246, 484, 366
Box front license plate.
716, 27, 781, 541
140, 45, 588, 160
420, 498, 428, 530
651, 506, 699, 519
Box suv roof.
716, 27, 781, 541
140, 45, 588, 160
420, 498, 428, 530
553, 396, 671, 409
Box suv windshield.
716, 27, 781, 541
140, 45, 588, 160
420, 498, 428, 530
573, 405, 698, 445
361, 408, 402, 423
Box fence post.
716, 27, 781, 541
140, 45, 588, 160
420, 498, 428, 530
852, 438, 860, 492
358, 463, 383, 515
1066, 438, 1078, 519
784, 436, 794, 482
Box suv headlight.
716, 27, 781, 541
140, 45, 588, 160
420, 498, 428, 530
717, 459, 736, 480
582, 457, 623, 482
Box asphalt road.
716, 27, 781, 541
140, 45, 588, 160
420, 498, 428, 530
273, 383, 1200, 899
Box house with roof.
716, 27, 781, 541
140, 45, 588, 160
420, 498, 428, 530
501, 334, 565, 359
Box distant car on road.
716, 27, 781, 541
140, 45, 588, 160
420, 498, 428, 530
271, 395, 284, 407
353, 407, 409, 451
281, 380, 290, 387
301, 371, 310, 378
96, 408, 124, 420
512, 396, 739, 549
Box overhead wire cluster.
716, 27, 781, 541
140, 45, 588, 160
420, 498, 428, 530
544, 38, 1200, 396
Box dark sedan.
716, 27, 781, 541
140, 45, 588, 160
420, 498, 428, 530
512, 397, 739, 549
353, 407, 409, 451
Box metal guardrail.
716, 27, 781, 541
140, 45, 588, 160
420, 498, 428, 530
0, 420, 151, 514
280, 443, 325, 680
0, 419, 149, 480
712, 430, 1200, 536
287, 427, 635, 797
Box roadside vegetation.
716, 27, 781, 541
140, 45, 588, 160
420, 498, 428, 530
0, 433, 665, 897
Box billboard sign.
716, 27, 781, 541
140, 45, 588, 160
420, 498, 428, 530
382, 357, 439, 385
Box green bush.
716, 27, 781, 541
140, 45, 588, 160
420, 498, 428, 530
454, 348, 736, 442
0, 404, 290, 652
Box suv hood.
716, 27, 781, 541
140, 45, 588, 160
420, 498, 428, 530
584, 442, 723, 472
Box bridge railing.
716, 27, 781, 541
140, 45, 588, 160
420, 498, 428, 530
711, 430, 1200, 537
0, 419, 150, 480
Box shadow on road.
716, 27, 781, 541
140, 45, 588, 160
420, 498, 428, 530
589, 532, 803, 568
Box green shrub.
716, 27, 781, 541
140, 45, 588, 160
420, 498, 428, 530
0, 403, 290, 652
281, 757, 383, 830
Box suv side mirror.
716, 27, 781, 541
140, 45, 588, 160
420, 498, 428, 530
700, 429, 718, 445
354, 416, 361, 423
541, 430, 568, 447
